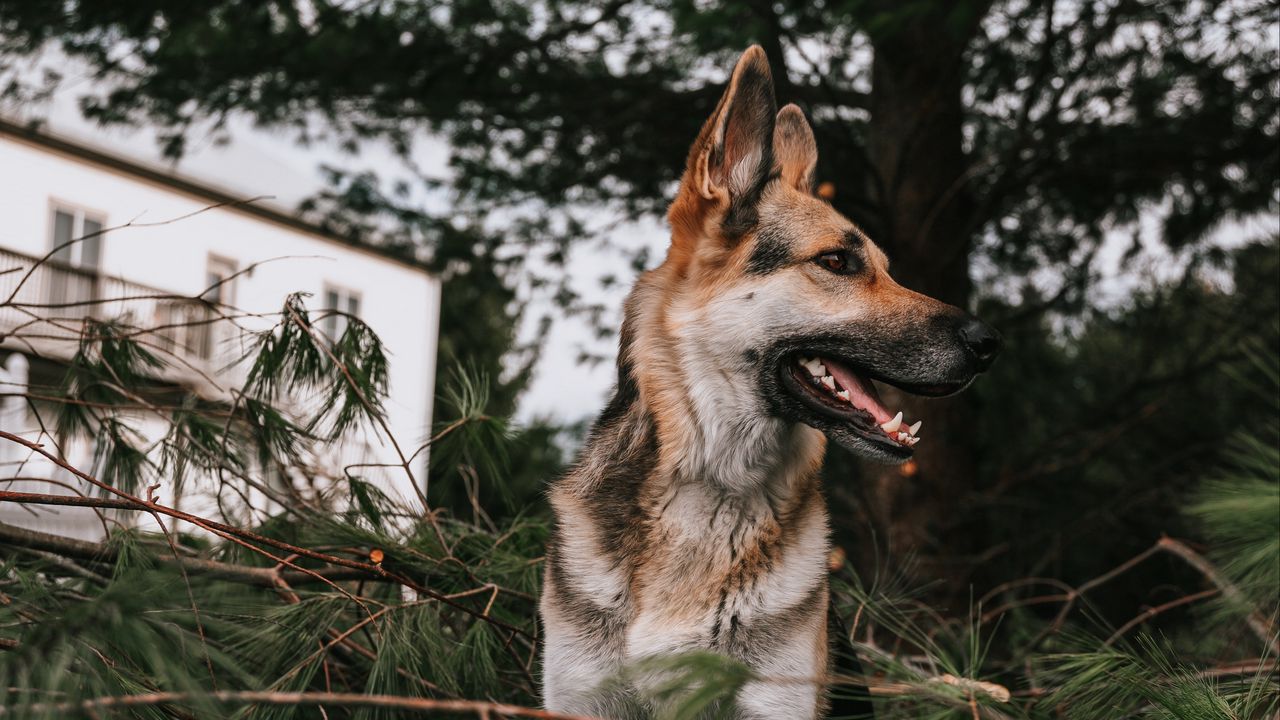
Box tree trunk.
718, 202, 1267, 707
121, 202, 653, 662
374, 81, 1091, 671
854, 8, 985, 591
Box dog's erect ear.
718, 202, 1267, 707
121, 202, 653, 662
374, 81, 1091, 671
691, 46, 777, 211
773, 104, 817, 193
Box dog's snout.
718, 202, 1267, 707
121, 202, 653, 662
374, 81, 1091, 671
958, 317, 1001, 371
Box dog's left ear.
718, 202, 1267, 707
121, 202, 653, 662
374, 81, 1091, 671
773, 104, 817, 193
690, 46, 777, 212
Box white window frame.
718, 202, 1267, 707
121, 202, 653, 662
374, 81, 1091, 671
48, 199, 107, 269
321, 283, 362, 342
203, 254, 238, 306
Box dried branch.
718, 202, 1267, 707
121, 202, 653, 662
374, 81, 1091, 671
1103, 588, 1220, 647
0, 690, 596, 719
1155, 536, 1279, 654
982, 534, 1279, 658
0, 516, 372, 587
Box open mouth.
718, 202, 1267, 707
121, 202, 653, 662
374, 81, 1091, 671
779, 353, 925, 456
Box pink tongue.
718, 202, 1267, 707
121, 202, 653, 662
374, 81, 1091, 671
823, 358, 892, 424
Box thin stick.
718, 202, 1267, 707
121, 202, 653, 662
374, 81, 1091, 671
0, 691, 596, 719
1103, 588, 1220, 647
1155, 536, 1279, 654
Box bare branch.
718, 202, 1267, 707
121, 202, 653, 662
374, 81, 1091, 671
0, 690, 597, 719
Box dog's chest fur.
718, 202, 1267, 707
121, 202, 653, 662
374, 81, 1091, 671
542, 404, 832, 719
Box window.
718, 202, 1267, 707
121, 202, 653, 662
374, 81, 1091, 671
49, 205, 104, 270
193, 256, 238, 359
203, 256, 237, 306
47, 204, 106, 309
321, 285, 361, 342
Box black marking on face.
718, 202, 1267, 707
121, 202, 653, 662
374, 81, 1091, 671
842, 229, 867, 249
812, 231, 870, 278
746, 225, 792, 275
743, 348, 760, 363
841, 232, 869, 271
755, 314, 987, 463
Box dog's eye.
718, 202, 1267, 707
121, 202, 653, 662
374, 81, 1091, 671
815, 251, 856, 275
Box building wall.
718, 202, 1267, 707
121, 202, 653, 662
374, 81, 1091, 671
0, 132, 441, 533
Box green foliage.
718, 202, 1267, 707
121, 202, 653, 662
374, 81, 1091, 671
6, 1, 1273, 258
821, 395, 1280, 720
0, 278, 558, 717
245, 293, 388, 441
948, 240, 1280, 612
55, 319, 164, 439
1191, 459, 1280, 614
621, 651, 755, 720
1043, 636, 1278, 720
1188, 359, 1280, 624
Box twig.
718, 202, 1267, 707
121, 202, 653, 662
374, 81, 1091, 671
1155, 536, 1279, 654
1103, 588, 1220, 647
0, 517, 370, 586
0, 690, 596, 719
2, 198, 271, 306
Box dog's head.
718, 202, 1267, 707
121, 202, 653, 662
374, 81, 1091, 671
660, 46, 1000, 464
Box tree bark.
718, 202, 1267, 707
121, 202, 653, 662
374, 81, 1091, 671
855, 5, 987, 589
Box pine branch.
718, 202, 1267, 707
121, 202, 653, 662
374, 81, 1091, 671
982, 534, 1279, 659
0, 434, 535, 641
1155, 536, 1279, 655
0, 516, 373, 587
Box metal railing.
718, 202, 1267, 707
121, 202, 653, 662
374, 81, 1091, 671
0, 247, 241, 380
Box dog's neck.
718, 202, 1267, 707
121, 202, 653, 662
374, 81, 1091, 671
614, 263, 827, 502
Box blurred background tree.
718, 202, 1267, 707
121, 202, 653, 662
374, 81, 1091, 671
2, 0, 1274, 606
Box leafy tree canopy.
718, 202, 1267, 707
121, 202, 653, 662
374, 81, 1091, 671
1, 0, 1273, 286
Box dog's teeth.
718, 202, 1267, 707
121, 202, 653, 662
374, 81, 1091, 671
821, 375, 836, 390
812, 364, 827, 377
908, 420, 922, 436
836, 390, 850, 402
897, 432, 909, 442
907, 436, 920, 446
881, 412, 903, 433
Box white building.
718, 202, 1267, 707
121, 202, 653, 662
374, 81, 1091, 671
0, 117, 442, 537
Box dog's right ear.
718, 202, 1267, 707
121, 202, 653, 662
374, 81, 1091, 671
687, 46, 777, 214
773, 104, 817, 193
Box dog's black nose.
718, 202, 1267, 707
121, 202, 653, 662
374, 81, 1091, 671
958, 317, 1002, 371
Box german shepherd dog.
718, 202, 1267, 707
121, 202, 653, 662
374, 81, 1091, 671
541, 46, 1001, 719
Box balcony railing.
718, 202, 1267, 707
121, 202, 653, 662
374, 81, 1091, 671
0, 247, 242, 388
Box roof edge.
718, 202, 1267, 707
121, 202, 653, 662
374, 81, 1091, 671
0, 116, 432, 275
